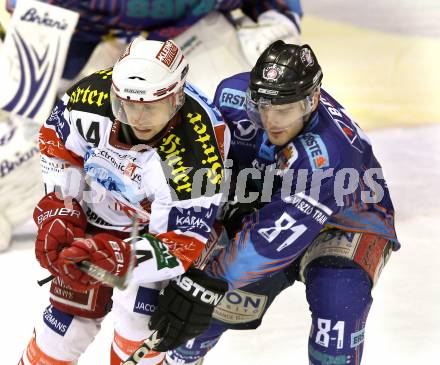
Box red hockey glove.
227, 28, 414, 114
56, 233, 132, 291
34, 193, 87, 276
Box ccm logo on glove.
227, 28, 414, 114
173, 275, 223, 305
37, 208, 82, 226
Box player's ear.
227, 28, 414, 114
311, 89, 321, 112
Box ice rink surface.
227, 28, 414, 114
1, 0, 439, 364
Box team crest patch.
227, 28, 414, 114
262, 64, 283, 82
276, 143, 298, 172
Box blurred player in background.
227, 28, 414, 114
5, 0, 303, 86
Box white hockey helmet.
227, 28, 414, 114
111, 37, 189, 129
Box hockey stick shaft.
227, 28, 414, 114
37, 250, 152, 287
121, 331, 162, 365
76, 217, 140, 290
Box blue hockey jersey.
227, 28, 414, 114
208, 72, 399, 289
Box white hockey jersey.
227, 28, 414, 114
39, 68, 230, 278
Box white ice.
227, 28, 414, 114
1, 125, 439, 364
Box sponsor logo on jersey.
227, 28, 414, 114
133, 286, 159, 315
213, 289, 268, 324
233, 119, 258, 141
123, 162, 138, 178
47, 101, 70, 143
68, 85, 109, 109
284, 192, 332, 225
167, 206, 214, 238
156, 95, 224, 199
200, 339, 219, 349
156, 40, 179, 68
43, 305, 73, 336
84, 148, 142, 184
146, 234, 180, 270
351, 328, 365, 348
219, 88, 246, 110
40, 155, 67, 174
86, 207, 112, 226
39, 129, 67, 156
159, 133, 193, 193
299, 132, 330, 169
84, 164, 124, 193
159, 112, 223, 197
187, 112, 223, 185
84, 158, 145, 203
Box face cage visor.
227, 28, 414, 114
245, 89, 313, 132
110, 87, 184, 129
